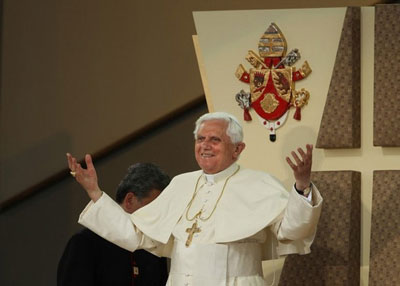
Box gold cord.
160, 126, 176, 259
185, 166, 240, 222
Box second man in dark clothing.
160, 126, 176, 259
57, 162, 170, 286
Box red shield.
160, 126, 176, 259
249, 68, 292, 121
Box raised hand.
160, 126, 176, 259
285, 144, 313, 191
66, 153, 102, 202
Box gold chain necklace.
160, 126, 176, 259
184, 165, 240, 247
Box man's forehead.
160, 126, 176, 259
198, 120, 232, 141
199, 119, 228, 130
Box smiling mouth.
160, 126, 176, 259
201, 153, 214, 158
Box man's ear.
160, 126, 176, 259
122, 192, 137, 214
234, 142, 246, 158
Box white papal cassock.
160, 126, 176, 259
79, 163, 323, 285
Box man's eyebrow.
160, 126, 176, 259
210, 136, 221, 140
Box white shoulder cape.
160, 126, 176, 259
131, 164, 289, 244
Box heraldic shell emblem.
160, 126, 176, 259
235, 22, 312, 142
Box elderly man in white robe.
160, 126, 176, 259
67, 112, 323, 286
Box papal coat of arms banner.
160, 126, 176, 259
235, 23, 312, 142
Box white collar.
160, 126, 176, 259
203, 163, 239, 184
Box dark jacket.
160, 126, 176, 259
57, 228, 168, 286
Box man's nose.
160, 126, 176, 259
201, 140, 211, 148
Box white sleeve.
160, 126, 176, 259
269, 184, 323, 256
274, 183, 323, 242
78, 192, 163, 255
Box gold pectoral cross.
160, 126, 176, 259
185, 221, 201, 247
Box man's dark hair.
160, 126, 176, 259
115, 163, 170, 204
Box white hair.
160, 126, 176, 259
193, 112, 243, 144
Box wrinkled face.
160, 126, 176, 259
195, 120, 244, 174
